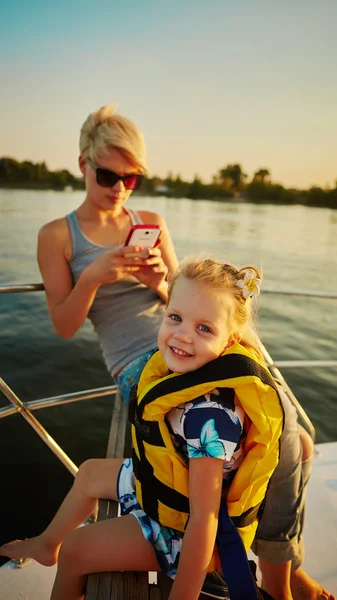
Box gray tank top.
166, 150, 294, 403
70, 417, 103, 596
66, 209, 165, 375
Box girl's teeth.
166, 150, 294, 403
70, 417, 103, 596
173, 347, 190, 356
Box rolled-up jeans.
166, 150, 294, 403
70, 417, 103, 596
251, 389, 313, 570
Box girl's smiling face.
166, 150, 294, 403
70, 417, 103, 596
158, 277, 232, 374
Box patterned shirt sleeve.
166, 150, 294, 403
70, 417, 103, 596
183, 395, 243, 461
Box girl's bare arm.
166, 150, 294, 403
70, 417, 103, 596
169, 457, 224, 600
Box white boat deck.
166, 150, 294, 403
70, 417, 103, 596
0, 559, 57, 600
1, 441, 337, 600
302, 442, 337, 593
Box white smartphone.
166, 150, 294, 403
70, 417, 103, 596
124, 224, 161, 252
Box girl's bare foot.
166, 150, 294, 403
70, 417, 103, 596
290, 568, 335, 600
0, 536, 60, 567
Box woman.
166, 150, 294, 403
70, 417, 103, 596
37, 104, 178, 400
36, 104, 332, 600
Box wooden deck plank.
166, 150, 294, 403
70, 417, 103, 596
105, 391, 129, 459
155, 573, 172, 598
149, 583, 166, 599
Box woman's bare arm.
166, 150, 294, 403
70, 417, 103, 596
37, 218, 149, 338
37, 219, 100, 338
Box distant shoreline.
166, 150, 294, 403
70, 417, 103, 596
0, 183, 336, 210
0, 181, 84, 191
1, 156, 336, 209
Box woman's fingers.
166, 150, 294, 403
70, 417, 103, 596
122, 245, 145, 257
121, 245, 163, 264
148, 247, 161, 257
122, 253, 163, 268
143, 256, 163, 266
153, 264, 168, 273
137, 262, 168, 276
101, 246, 166, 283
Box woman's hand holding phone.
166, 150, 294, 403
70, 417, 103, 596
132, 245, 168, 298
82, 224, 161, 287
124, 224, 161, 258
82, 246, 144, 286
123, 224, 168, 298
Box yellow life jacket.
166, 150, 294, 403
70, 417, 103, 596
130, 343, 283, 565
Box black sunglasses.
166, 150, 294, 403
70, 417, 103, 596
87, 158, 144, 190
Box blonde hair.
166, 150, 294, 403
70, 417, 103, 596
79, 104, 148, 173
168, 257, 264, 360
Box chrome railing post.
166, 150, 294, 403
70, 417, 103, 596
0, 378, 78, 476
0, 283, 45, 293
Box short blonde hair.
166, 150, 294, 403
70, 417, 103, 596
79, 104, 148, 173
168, 256, 264, 360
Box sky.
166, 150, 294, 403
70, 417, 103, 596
1, 0, 336, 189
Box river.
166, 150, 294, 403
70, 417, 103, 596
0, 189, 336, 548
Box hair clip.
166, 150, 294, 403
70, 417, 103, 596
236, 271, 262, 300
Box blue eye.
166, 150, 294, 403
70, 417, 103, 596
169, 313, 181, 322
198, 324, 212, 333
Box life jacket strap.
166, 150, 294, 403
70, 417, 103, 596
231, 501, 264, 528
217, 497, 259, 600
132, 449, 190, 516
129, 384, 165, 446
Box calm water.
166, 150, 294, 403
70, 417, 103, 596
0, 189, 337, 549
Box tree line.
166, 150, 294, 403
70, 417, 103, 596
0, 157, 83, 190
142, 164, 337, 209
1, 156, 336, 209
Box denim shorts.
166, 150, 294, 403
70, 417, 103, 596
251, 388, 313, 569
115, 349, 157, 403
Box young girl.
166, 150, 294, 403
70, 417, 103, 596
0, 257, 284, 600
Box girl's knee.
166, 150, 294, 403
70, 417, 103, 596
75, 458, 118, 500
75, 459, 101, 492
58, 532, 83, 572
299, 426, 314, 462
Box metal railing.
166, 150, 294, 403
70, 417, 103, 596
1, 281, 336, 473
0, 384, 119, 419
0, 283, 45, 294
1, 282, 337, 299
262, 286, 337, 299
0, 378, 118, 476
